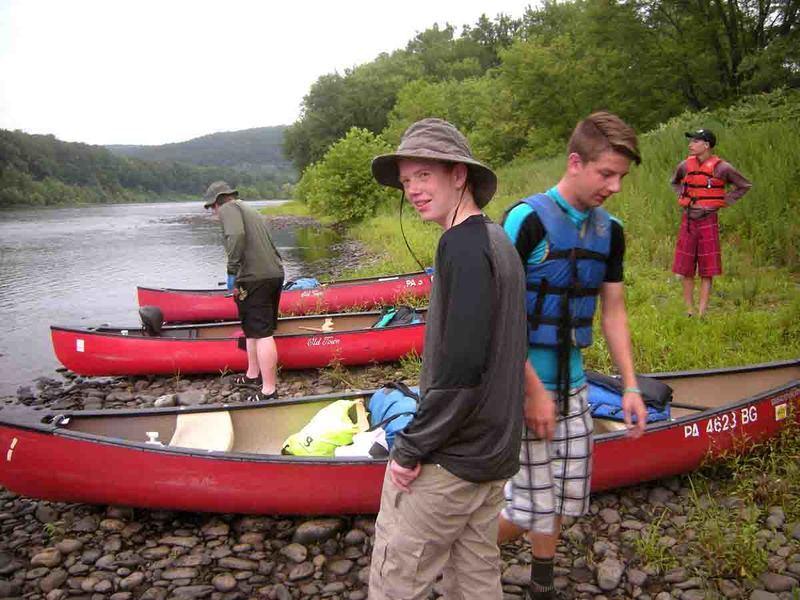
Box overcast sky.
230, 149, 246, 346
0, 0, 533, 146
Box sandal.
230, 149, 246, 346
232, 374, 262, 387
525, 586, 556, 600
247, 389, 278, 403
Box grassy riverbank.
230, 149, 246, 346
268, 94, 800, 585
274, 97, 800, 591
340, 92, 800, 374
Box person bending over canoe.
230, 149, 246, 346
500, 112, 649, 600
367, 118, 529, 600
671, 128, 752, 318
203, 181, 284, 401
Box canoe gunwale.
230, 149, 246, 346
54, 378, 797, 457
4, 360, 798, 459
641, 357, 800, 380
49, 307, 428, 341
135, 270, 430, 296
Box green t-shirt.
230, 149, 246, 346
218, 200, 283, 281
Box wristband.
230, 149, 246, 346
623, 387, 641, 394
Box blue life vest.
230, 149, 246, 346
367, 383, 419, 448
586, 371, 672, 424
522, 194, 611, 349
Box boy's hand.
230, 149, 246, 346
525, 388, 556, 441
622, 391, 647, 438
389, 460, 421, 492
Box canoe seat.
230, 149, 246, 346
169, 411, 234, 452
592, 417, 630, 434
139, 306, 164, 336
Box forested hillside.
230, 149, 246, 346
107, 126, 294, 180
0, 129, 293, 207
285, 0, 799, 173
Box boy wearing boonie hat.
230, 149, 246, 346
671, 129, 752, 317
368, 118, 529, 600
202, 181, 284, 401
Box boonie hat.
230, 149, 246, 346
203, 181, 238, 208
371, 118, 497, 208
685, 129, 716, 148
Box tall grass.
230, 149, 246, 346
341, 90, 800, 372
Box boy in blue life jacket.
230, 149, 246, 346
500, 112, 649, 600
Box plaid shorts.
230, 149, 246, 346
672, 212, 722, 277
501, 386, 593, 534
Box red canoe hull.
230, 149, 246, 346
591, 382, 799, 492
1, 362, 797, 515
50, 323, 425, 376
138, 272, 433, 322
0, 426, 385, 514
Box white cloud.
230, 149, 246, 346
0, 0, 532, 145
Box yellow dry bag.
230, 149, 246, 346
281, 399, 369, 457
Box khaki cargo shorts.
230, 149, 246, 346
369, 463, 505, 600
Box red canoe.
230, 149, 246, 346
0, 360, 797, 515
51, 309, 426, 376
137, 271, 433, 322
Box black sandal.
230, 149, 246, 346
247, 390, 278, 403
525, 587, 556, 600
232, 374, 262, 386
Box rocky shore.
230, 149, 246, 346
2, 371, 798, 600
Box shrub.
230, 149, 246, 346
294, 128, 396, 223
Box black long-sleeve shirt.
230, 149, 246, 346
391, 215, 528, 483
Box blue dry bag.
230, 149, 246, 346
283, 277, 321, 290
367, 382, 419, 448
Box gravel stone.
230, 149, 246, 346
31, 548, 63, 568
211, 574, 237, 592
279, 543, 307, 563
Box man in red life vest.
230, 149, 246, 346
671, 129, 752, 317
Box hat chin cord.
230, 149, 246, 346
448, 185, 467, 230
398, 191, 429, 274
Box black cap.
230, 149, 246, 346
685, 129, 716, 148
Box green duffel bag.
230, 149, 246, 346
281, 399, 369, 457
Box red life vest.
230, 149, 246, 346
678, 155, 727, 210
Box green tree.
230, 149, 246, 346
283, 13, 526, 173
284, 53, 422, 172
640, 0, 800, 106
385, 77, 527, 166
294, 128, 396, 223
497, 0, 686, 157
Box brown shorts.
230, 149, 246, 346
672, 212, 722, 277
234, 277, 283, 338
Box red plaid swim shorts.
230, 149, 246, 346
672, 212, 722, 277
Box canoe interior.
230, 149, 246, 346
63, 398, 343, 455
86, 309, 428, 340
59, 362, 800, 451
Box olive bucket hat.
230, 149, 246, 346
202, 181, 238, 208
371, 118, 497, 208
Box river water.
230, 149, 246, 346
0, 201, 335, 396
